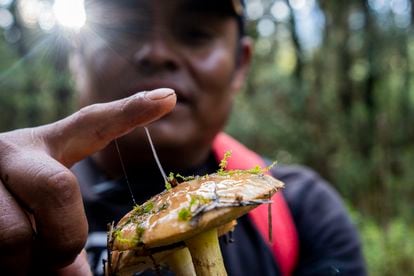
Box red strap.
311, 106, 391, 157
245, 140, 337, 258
212, 133, 299, 276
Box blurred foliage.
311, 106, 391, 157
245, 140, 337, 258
225, 0, 414, 274
1, 0, 414, 275
350, 206, 414, 275
0, 31, 75, 129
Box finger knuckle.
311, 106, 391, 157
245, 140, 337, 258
41, 170, 79, 207
75, 104, 103, 127
77, 104, 109, 141
77, 104, 98, 118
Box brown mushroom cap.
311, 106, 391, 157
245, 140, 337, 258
110, 172, 284, 251
106, 220, 237, 275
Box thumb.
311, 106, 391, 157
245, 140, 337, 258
40, 88, 176, 167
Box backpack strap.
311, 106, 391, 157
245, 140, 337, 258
212, 133, 299, 276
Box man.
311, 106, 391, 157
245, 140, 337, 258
0, 0, 366, 275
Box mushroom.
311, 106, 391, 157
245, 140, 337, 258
106, 220, 237, 276
106, 170, 284, 275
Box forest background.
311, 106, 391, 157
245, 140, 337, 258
0, 0, 413, 275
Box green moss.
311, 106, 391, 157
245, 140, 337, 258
175, 173, 195, 181
218, 150, 232, 173
189, 197, 197, 207
132, 204, 142, 214
190, 195, 210, 206
216, 153, 277, 176
177, 195, 210, 222
167, 172, 175, 184
143, 201, 154, 213
165, 181, 172, 191
113, 228, 139, 247
136, 226, 145, 241
166, 172, 195, 189
178, 208, 192, 221
132, 201, 155, 216
112, 228, 121, 239
158, 202, 170, 212
264, 161, 277, 172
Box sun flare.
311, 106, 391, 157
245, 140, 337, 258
53, 0, 86, 29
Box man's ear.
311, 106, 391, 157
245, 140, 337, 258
231, 36, 253, 93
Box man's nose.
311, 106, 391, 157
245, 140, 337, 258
132, 34, 179, 75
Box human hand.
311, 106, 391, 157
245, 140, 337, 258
0, 88, 176, 275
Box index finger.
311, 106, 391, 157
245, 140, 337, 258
41, 88, 176, 167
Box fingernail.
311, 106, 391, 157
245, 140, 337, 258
145, 88, 175, 100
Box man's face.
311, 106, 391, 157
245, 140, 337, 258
72, 0, 251, 170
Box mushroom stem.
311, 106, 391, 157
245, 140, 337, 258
185, 228, 227, 276
165, 247, 196, 276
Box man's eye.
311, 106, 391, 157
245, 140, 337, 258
180, 28, 214, 44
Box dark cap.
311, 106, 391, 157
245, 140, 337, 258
88, 0, 245, 19
192, 0, 244, 19
200, 0, 244, 35
85, 0, 246, 34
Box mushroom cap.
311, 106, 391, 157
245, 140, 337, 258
107, 220, 237, 275
107, 248, 175, 276
110, 172, 284, 251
